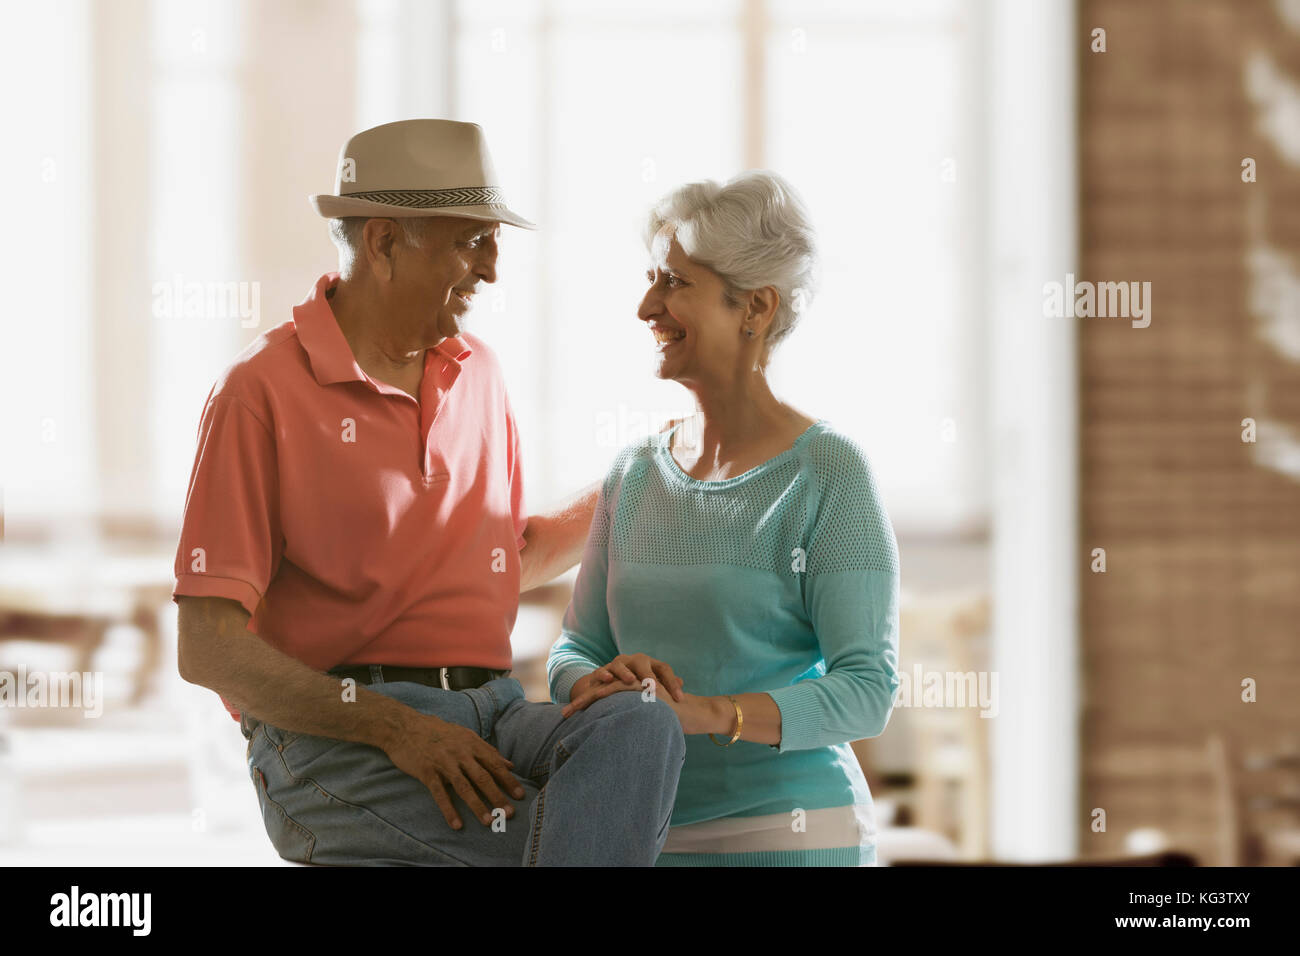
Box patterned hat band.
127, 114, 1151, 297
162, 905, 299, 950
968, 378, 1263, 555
340, 186, 506, 209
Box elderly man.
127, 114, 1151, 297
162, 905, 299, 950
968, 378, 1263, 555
172, 119, 685, 866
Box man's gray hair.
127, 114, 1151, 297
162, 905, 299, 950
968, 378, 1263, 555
327, 216, 434, 276
642, 170, 819, 351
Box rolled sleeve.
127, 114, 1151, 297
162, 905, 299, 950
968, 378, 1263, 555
172, 392, 282, 619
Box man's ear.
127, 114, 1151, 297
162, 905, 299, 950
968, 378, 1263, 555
363, 218, 399, 280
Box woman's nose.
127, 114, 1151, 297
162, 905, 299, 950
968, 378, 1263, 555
636, 287, 660, 322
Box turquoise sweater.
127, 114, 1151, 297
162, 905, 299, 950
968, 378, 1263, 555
546, 419, 902, 866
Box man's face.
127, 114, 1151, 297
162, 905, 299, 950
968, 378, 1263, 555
386, 216, 500, 346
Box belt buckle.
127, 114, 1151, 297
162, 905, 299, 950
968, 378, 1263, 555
439, 667, 451, 690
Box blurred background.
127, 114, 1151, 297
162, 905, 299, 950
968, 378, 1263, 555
0, 0, 1297, 866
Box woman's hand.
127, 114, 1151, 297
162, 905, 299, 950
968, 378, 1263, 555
561, 653, 685, 717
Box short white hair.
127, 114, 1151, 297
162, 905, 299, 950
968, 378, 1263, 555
327, 216, 433, 276
643, 170, 819, 350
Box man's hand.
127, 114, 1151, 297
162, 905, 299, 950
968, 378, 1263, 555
384, 711, 527, 830
561, 653, 685, 717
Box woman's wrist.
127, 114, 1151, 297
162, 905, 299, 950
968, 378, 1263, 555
707, 695, 738, 736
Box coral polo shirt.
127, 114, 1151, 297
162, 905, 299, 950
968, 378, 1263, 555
172, 272, 527, 721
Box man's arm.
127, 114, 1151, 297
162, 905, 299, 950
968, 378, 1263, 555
176, 595, 524, 828
177, 595, 409, 747
518, 482, 600, 592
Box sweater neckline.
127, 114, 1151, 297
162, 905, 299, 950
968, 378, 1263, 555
657, 418, 829, 490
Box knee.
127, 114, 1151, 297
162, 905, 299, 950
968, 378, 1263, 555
603, 694, 685, 759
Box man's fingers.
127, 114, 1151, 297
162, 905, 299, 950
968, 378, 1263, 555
426, 777, 464, 830
464, 762, 514, 818
447, 772, 494, 827
480, 754, 525, 801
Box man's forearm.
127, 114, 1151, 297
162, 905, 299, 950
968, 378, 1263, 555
177, 596, 411, 751
519, 482, 600, 592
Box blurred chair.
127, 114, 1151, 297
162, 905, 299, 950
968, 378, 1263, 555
871, 589, 990, 858
0, 546, 172, 707
1208, 731, 1300, 866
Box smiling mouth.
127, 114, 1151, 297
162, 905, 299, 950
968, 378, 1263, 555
454, 290, 474, 306
652, 327, 685, 349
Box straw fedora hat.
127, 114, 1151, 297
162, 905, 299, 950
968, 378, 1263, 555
310, 118, 536, 229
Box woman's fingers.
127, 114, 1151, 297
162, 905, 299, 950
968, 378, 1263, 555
561, 677, 640, 717
608, 659, 638, 683
652, 663, 684, 701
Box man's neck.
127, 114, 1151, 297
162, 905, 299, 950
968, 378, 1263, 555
328, 278, 431, 395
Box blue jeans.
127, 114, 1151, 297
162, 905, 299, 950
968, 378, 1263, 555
241, 675, 685, 865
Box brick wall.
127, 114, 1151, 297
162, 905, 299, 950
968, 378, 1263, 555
1078, 0, 1300, 864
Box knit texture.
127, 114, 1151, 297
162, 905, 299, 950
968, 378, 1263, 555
547, 419, 901, 864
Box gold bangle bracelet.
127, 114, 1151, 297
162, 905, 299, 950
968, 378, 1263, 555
709, 696, 743, 747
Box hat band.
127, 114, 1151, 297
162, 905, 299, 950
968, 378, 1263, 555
341, 186, 506, 209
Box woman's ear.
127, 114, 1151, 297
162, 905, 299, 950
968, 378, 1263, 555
746, 286, 781, 330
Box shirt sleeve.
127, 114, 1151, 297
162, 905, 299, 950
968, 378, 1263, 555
765, 435, 901, 753
172, 390, 283, 620
546, 473, 619, 705
506, 392, 528, 550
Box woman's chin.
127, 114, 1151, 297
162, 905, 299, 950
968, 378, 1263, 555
651, 359, 680, 381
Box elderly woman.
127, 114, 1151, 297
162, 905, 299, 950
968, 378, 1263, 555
546, 171, 900, 866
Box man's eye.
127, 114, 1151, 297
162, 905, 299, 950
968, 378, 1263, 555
664, 275, 682, 287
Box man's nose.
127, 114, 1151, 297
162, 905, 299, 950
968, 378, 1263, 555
474, 246, 498, 285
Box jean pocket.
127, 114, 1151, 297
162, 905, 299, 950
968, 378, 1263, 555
252, 766, 316, 863
262, 722, 302, 752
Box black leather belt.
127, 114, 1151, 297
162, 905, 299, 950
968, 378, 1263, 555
327, 664, 507, 691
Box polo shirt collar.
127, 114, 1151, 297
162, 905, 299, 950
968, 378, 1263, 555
294, 272, 473, 387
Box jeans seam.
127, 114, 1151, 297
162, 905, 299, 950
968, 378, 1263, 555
480, 683, 502, 737
466, 689, 489, 739
526, 784, 547, 866
253, 757, 317, 862
269, 735, 469, 865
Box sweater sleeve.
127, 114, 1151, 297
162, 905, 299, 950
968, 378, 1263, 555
766, 433, 901, 753
546, 462, 622, 705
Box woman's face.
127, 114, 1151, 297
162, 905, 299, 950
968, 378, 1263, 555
637, 226, 744, 384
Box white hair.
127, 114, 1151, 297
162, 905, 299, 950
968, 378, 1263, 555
642, 170, 819, 351
327, 216, 433, 276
